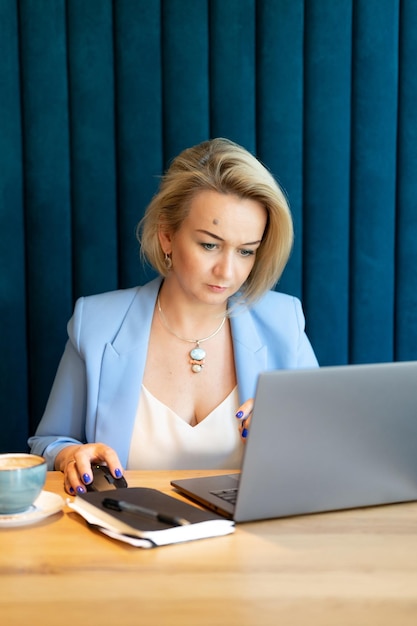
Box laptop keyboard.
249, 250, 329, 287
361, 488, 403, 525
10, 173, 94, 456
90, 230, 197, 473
210, 488, 238, 505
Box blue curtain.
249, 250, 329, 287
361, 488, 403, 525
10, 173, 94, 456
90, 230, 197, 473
1, 0, 416, 453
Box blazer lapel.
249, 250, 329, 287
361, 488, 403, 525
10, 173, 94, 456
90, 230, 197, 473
95, 278, 162, 465
231, 308, 267, 404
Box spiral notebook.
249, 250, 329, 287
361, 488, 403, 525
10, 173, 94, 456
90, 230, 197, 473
171, 361, 417, 522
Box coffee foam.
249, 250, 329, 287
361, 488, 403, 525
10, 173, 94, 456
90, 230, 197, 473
0, 455, 44, 470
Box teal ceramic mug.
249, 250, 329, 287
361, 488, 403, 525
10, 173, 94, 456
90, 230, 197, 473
0, 453, 47, 514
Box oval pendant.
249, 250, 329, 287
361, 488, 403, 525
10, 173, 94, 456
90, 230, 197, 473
190, 347, 206, 361
191, 363, 203, 373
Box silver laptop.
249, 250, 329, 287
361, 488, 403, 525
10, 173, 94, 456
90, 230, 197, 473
171, 361, 417, 522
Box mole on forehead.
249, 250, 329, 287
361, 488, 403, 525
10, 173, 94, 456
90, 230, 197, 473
213, 218, 219, 225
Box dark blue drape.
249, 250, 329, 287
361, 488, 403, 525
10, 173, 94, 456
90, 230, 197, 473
1, 0, 416, 453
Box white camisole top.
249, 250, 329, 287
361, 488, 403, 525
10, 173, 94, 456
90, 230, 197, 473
127, 385, 244, 470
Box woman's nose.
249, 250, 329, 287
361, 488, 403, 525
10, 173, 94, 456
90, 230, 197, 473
214, 253, 234, 278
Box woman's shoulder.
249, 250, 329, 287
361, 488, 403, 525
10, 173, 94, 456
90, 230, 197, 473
236, 289, 306, 336
258, 288, 299, 304
78, 285, 140, 309
249, 288, 302, 317
68, 278, 161, 344
75, 278, 161, 313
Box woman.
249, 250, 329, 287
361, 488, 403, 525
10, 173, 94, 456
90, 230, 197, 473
29, 138, 318, 494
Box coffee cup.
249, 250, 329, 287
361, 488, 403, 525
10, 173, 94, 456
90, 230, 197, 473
0, 453, 47, 514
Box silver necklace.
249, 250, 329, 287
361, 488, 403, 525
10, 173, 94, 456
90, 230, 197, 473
157, 297, 227, 373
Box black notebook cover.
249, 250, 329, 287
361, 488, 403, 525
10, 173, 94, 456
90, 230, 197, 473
69, 487, 235, 547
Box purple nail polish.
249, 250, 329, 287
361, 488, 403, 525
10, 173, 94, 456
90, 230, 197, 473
82, 473, 91, 484
76, 485, 86, 494
115, 468, 122, 478
242, 428, 248, 438
69, 487, 75, 494
235, 410, 244, 419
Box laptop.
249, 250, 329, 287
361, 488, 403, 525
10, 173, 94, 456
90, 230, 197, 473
171, 361, 417, 522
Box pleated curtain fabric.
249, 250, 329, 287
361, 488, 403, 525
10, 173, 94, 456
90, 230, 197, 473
1, 0, 416, 452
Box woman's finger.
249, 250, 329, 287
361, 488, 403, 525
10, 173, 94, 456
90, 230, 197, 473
64, 444, 124, 495
235, 398, 254, 439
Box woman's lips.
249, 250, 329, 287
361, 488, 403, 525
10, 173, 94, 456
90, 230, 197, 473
207, 284, 228, 294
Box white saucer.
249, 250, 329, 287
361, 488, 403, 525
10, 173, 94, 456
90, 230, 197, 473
0, 491, 64, 528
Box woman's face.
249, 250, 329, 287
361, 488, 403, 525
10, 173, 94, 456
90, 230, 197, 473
159, 190, 267, 306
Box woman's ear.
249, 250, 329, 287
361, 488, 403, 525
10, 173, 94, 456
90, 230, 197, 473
158, 227, 172, 254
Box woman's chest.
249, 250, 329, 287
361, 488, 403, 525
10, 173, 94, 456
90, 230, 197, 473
143, 320, 237, 424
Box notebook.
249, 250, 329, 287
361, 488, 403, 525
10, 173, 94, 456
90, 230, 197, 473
68, 487, 235, 547
171, 361, 417, 522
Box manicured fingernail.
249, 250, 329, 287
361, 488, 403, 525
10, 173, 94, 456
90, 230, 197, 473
242, 428, 248, 438
235, 411, 244, 419
69, 487, 75, 494
76, 486, 86, 494
114, 468, 122, 478
82, 473, 91, 484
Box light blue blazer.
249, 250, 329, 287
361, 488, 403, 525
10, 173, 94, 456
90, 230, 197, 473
28, 277, 318, 469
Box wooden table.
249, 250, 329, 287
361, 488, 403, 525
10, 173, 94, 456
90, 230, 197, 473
1, 470, 417, 625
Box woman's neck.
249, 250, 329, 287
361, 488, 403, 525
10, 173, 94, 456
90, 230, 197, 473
157, 280, 228, 339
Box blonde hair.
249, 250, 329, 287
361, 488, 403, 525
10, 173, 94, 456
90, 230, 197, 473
137, 138, 293, 305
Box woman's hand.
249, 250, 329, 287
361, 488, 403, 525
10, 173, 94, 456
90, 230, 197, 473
235, 398, 254, 441
55, 443, 124, 495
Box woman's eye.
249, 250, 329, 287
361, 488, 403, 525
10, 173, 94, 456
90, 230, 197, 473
239, 249, 255, 257
201, 243, 217, 251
